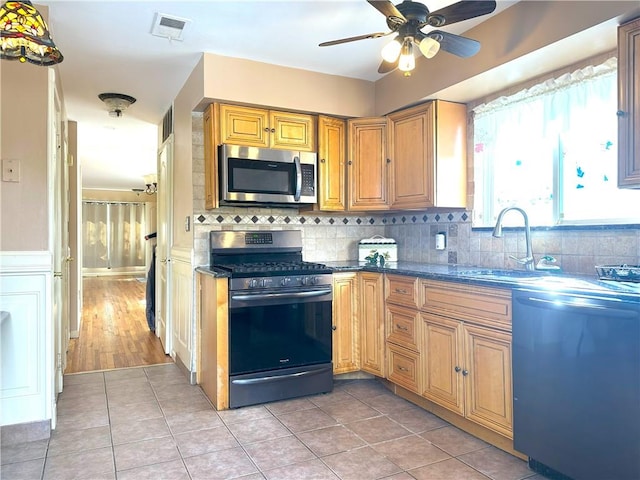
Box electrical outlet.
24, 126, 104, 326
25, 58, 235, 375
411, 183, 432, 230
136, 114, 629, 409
2, 159, 20, 182
185, 215, 191, 232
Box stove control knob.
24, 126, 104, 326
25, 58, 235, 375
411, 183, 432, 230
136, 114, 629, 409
248, 278, 259, 288
280, 277, 291, 286
303, 276, 318, 286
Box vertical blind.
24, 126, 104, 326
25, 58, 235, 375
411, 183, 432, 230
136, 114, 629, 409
82, 201, 146, 269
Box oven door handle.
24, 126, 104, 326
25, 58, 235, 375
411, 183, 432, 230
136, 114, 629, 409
231, 366, 332, 385
231, 288, 332, 302
293, 155, 302, 201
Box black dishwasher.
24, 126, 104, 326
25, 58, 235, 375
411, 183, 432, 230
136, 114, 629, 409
512, 288, 640, 480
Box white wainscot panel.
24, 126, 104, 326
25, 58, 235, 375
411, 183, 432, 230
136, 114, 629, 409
0, 273, 48, 425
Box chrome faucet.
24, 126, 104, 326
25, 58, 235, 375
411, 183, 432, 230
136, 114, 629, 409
492, 207, 535, 271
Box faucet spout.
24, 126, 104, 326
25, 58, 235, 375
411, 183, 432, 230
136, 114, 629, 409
492, 207, 534, 271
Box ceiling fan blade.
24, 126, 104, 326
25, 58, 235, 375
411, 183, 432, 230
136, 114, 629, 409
319, 32, 390, 47
428, 30, 480, 57
378, 58, 398, 74
367, 0, 406, 23
426, 0, 497, 27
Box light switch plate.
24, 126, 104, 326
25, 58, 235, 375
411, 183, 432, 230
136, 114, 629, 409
2, 159, 20, 182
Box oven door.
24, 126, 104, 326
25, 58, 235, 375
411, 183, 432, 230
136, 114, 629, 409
229, 287, 332, 375
228, 286, 333, 408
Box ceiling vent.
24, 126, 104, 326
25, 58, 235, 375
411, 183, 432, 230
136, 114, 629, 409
151, 13, 190, 41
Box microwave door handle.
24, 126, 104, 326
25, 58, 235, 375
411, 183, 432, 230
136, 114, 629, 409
294, 155, 302, 201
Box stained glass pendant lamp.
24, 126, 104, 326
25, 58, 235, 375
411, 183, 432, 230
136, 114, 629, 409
0, 0, 63, 66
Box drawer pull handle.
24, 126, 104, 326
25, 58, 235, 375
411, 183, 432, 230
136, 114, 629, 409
395, 288, 408, 294
395, 324, 408, 331
397, 366, 409, 372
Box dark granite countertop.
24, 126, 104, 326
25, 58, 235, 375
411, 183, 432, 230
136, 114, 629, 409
197, 262, 640, 301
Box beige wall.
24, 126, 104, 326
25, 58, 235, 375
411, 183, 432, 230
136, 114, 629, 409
198, 53, 377, 118
0, 61, 51, 251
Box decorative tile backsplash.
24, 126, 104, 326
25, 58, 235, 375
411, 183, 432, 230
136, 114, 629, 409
192, 113, 639, 276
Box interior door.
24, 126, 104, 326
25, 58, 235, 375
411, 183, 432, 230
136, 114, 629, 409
156, 137, 173, 354
50, 71, 70, 426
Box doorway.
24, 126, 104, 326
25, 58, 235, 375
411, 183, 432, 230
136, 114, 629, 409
65, 200, 171, 374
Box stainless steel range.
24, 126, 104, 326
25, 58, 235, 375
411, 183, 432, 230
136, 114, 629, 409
209, 230, 333, 408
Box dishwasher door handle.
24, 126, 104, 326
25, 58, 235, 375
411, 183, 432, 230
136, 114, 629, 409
517, 295, 638, 318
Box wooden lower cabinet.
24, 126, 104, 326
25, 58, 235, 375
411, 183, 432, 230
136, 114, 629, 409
387, 343, 420, 393
197, 273, 229, 410
359, 272, 385, 377
420, 312, 513, 439
332, 272, 359, 374
463, 323, 513, 438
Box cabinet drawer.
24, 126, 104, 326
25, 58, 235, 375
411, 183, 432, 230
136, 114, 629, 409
386, 343, 420, 393
386, 304, 419, 351
420, 280, 512, 331
385, 275, 419, 308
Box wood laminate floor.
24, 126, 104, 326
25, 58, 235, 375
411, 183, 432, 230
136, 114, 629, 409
65, 276, 172, 374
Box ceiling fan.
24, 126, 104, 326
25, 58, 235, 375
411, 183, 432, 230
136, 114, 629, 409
319, 0, 497, 75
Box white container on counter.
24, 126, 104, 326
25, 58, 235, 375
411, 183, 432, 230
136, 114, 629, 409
358, 235, 398, 262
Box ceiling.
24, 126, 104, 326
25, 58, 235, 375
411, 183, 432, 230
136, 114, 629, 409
36, 0, 619, 192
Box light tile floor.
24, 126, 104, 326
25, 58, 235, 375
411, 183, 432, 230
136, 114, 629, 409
1, 364, 550, 480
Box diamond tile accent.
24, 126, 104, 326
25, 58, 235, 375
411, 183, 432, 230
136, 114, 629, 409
411, 216, 417, 223
197, 215, 206, 223
233, 216, 242, 223
423, 215, 428, 222
448, 213, 454, 221
329, 218, 335, 225
284, 217, 291, 224
216, 215, 224, 223
268, 216, 275, 223
342, 218, 349, 224
462, 212, 469, 221
314, 218, 321, 224
435, 214, 441, 221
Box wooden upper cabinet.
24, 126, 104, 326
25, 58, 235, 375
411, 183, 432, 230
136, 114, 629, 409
618, 17, 640, 188
348, 117, 390, 211
203, 104, 219, 210
389, 100, 467, 210
218, 104, 316, 152
318, 116, 347, 211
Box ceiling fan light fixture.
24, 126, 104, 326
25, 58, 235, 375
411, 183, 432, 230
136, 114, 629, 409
418, 36, 440, 59
398, 39, 415, 73
381, 37, 401, 62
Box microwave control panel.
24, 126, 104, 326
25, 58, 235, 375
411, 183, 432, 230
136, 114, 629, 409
301, 164, 315, 196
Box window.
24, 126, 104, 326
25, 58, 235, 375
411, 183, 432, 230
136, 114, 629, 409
473, 57, 640, 227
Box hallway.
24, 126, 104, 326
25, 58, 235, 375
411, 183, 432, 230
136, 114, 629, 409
65, 276, 172, 374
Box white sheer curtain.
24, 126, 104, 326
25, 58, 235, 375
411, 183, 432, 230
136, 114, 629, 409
82, 202, 146, 271
472, 57, 638, 226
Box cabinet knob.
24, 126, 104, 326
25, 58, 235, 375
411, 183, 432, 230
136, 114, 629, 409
320, 158, 326, 163
386, 158, 391, 163
331, 325, 337, 331
462, 369, 469, 376
616, 110, 625, 117
454, 366, 461, 372
264, 127, 270, 132
270, 128, 276, 133
348, 161, 352, 165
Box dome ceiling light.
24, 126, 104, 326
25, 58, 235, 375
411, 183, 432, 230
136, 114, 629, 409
98, 92, 136, 118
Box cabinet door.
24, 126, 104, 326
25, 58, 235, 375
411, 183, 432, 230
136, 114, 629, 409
618, 17, 640, 188
420, 313, 464, 416
219, 104, 269, 147
386, 304, 419, 352
388, 102, 434, 209
387, 343, 420, 393
332, 273, 359, 374
270, 111, 316, 151
318, 116, 347, 211
463, 324, 513, 438
348, 117, 389, 210
359, 272, 385, 377
203, 104, 218, 210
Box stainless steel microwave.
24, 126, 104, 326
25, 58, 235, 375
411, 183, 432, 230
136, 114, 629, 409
219, 144, 317, 206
